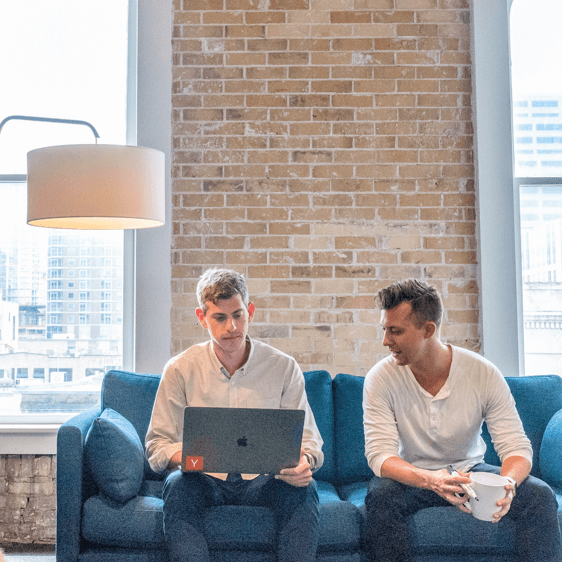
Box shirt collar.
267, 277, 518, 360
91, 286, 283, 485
207, 336, 254, 378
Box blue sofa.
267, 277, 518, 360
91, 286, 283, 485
57, 369, 562, 562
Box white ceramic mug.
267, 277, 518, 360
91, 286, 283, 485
464, 472, 511, 522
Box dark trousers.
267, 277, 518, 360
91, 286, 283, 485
364, 463, 562, 562
162, 470, 319, 562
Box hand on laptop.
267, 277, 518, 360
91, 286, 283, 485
275, 448, 313, 487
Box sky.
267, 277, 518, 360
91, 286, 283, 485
510, 0, 562, 96
0, 1, 129, 174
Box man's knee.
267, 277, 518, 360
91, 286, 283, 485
281, 479, 318, 505
163, 471, 209, 505
365, 477, 406, 513
516, 475, 558, 514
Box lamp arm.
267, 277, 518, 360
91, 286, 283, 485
0, 115, 100, 141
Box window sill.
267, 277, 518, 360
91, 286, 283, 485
0, 420, 69, 455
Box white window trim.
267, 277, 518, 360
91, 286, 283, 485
0, 0, 172, 452
471, 0, 525, 376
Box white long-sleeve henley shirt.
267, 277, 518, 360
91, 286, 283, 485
363, 345, 533, 478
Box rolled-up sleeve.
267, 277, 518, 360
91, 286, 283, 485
363, 366, 400, 477
484, 371, 533, 467
145, 361, 186, 473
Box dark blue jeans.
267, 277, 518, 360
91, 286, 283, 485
364, 463, 561, 562
162, 470, 319, 562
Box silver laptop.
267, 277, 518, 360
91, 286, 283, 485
181, 407, 305, 474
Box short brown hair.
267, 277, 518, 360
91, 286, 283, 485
196, 268, 249, 314
375, 279, 443, 328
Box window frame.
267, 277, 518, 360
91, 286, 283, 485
472, 0, 524, 376
0, 0, 172, 452
473, 0, 562, 376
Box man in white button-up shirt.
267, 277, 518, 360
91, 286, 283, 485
146, 268, 323, 562
363, 279, 561, 562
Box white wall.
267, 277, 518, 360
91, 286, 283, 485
135, 0, 173, 375
471, 0, 524, 376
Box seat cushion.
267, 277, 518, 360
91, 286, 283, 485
82, 481, 362, 555
337, 480, 517, 555
82, 498, 277, 552
84, 408, 145, 502
82, 494, 164, 548
317, 481, 362, 554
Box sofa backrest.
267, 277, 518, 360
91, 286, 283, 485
303, 370, 336, 483
332, 373, 372, 485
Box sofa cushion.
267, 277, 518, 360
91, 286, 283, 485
317, 481, 362, 554
540, 409, 562, 487
304, 370, 336, 483
85, 408, 145, 502
82, 482, 361, 555
413, 506, 516, 554
337, 480, 516, 556
102, 370, 161, 444
102, 370, 164, 480
82, 494, 164, 548
332, 374, 372, 485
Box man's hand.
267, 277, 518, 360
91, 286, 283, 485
491, 456, 529, 523
426, 468, 472, 513
168, 450, 182, 471
491, 481, 516, 523
275, 448, 313, 487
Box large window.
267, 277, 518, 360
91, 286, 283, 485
0, 1, 130, 420
511, 0, 562, 376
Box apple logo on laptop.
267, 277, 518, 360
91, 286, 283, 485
237, 436, 248, 447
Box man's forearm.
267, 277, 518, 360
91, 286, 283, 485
380, 456, 434, 489
379, 456, 472, 510
500, 455, 531, 486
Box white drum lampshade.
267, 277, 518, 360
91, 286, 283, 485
27, 144, 165, 229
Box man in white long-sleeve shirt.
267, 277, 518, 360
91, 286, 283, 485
363, 279, 561, 562
146, 268, 323, 562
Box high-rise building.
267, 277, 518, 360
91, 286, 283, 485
513, 96, 562, 179
46, 232, 123, 359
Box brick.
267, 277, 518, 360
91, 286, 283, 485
288, 66, 330, 79
330, 11, 372, 24
270, 251, 311, 264
287, 91, 331, 107
311, 80, 353, 93
226, 252, 268, 265
287, 11, 330, 24
271, 280, 312, 293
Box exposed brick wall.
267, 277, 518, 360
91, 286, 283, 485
0, 456, 56, 544
171, 0, 477, 375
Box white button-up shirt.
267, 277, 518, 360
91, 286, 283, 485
146, 337, 324, 479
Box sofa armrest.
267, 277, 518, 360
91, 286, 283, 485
56, 405, 101, 562
539, 408, 562, 488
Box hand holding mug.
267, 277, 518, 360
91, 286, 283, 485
463, 472, 516, 522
